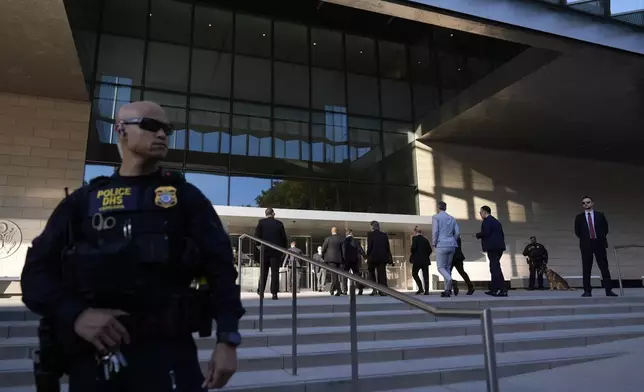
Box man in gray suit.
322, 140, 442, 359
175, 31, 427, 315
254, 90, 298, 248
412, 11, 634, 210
432, 201, 460, 297
283, 240, 303, 293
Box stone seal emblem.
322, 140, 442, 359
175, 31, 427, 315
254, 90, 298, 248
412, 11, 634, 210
0, 220, 22, 259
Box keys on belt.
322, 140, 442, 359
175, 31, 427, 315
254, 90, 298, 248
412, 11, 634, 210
98, 351, 128, 380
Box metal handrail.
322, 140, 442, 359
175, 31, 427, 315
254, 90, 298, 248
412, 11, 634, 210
612, 244, 641, 296
237, 233, 499, 392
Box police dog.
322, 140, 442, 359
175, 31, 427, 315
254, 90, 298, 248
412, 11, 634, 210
539, 265, 575, 291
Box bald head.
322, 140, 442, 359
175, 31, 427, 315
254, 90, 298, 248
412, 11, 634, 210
116, 101, 168, 124
114, 101, 170, 166
331, 227, 338, 235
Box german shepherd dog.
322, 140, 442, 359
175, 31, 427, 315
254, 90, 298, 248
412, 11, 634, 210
539, 265, 575, 291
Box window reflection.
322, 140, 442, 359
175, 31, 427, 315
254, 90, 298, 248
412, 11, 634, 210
257, 179, 311, 210
83, 164, 116, 184
275, 120, 309, 161
379, 41, 408, 79
311, 28, 343, 69
387, 185, 417, 214
347, 74, 379, 116
274, 62, 309, 108
345, 34, 376, 75
350, 128, 382, 182
163, 107, 187, 150
234, 56, 271, 103
93, 84, 141, 144
96, 35, 145, 84
381, 79, 412, 120
185, 171, 228, 206
310, 180, 350, 211
193, 7, 233, 51
350, 183, 385, 213
191, 50, 232, 98
231, 115, 271, 157
275, 21, 307, 64
229, 176, 272, 207
312, 68, 345, 110
145, 43, 189, 92
189, 110, 230, 154
311, 107, 348, 164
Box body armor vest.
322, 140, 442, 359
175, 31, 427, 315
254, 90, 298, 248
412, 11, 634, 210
64, 171, 193, 313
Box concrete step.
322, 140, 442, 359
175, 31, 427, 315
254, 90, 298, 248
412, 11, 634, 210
0, 324, 639, 388
2, 302, 642, 338
0, 345, 620, 391
0, 293, 640, 321
1, 311, 644, 360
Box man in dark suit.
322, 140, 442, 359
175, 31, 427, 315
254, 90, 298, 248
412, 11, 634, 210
410, 226, 431, 295
322, 227, 344, 296
283, 240, 303, 293
254, 208, 288, 300
475, 206, 508, 297
342, 229, 366, 296
367, 221, 391, 296
574, 196, 617, 297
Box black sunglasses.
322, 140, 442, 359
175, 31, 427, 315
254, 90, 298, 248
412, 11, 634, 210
122, 117, 174, 136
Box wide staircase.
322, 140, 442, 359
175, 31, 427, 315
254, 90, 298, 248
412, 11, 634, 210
0, 292, 643, 391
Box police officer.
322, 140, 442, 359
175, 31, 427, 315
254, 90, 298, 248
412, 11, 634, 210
522, 236, 549, 290
21, 101, 245, 391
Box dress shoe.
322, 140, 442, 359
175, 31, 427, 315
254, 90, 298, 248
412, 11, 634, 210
527, 287, 535, 291
335, 292, 341, 296
440, 291, 451, 298
606, 290, 618, 297
423, 292, 429, 295
466, 289, 475, 295
357, 290, 363, 296
379, 292, 386, 296
453, 285, 460, 296
415, 290, 423, 295
581, 292, 592, 297
484, 290, 497, 297
272, 294, 278, 300
369, 291, 377, 296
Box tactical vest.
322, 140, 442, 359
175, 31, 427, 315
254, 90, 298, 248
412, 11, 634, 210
64, 170, 194, 312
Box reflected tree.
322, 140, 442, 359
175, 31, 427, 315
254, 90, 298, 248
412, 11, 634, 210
255, 180, 348, 211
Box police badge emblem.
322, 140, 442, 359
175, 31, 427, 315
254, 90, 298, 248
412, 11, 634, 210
154, 186, 178, 208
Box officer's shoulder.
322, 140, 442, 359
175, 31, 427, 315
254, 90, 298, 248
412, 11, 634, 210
159, 169, 186, 185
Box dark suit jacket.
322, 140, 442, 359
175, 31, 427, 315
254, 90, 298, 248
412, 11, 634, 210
284, 247, 303, 268
410, 235, 431, 267
322, 234, 344, 264
343, 236, 366, 264
367, 230, 391, 264
574, 210, 609, 249
476, 216, 506, 252
452, 237, 465, 265
254, 217, 288, 257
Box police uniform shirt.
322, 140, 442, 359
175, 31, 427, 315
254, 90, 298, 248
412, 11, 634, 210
20, 169, 245, 338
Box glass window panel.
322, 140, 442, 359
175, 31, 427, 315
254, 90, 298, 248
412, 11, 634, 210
164, 107, 187, 150
413, 84, 439, 120
311, 180, 350, 211
345, 35, 376, 75
386, 186, 417, 214
73, 31, 97, 81
185, 172, 229, 206
274, 62, 309, 108
382, 132, 415, 185
102, 0, 147, 38
190, 97, 229, 113
191, 50, 232, 98
275, 21, 307, 64
311, 106, 346, 124
350, 128, 382, 182
96, 35, 144, 85
348, 116, 380, 131
194, 6, 233, 51
382, 121, 412, 135
143, 91, 187, 107
65, 0, 101, 31
438, 51, 466, 100
382, 132, 411, 157
311, 122, 349, 180
256, 179, 311, 210
235, 14, 271, 58
311, 28, 343, 69
380, 79, 412, 120
233, 56, 271, 103
231, 116, 272, 157
275, 120, 310, 161
92, 84, 141, 144
347, 74, 379, 116
145, 42, 189, 91
351, 184, 385, 213
189, 110, 230, 154
379, 41, 408, 79
149, 0, 191, 45
409, 41, 433, 83
84, 164, 116, 185
274, 107, 309, 122
229, 176, 272, 207
311, 68, 345, 110
232, 102, 270, 117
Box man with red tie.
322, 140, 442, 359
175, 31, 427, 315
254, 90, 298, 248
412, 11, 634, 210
574, 196, 618, 297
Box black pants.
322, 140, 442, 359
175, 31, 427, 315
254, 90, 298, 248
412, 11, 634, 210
581, 240, 612, 293
450, 260, 474, 291
68, 337, 205, 392
329, 262, 343, 294
259, 254, 281, 295
487, 250, 506, 292
528, 260, 545, 289
412, 263, 429, 293
367, 262, 387, 292
343, 261, 363, 293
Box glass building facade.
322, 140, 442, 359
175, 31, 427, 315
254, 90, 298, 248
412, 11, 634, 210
66, 0, 527, 214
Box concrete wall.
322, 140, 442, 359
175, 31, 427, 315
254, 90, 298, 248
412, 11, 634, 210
414, 140, 644, 283
0, 93, 89, 277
